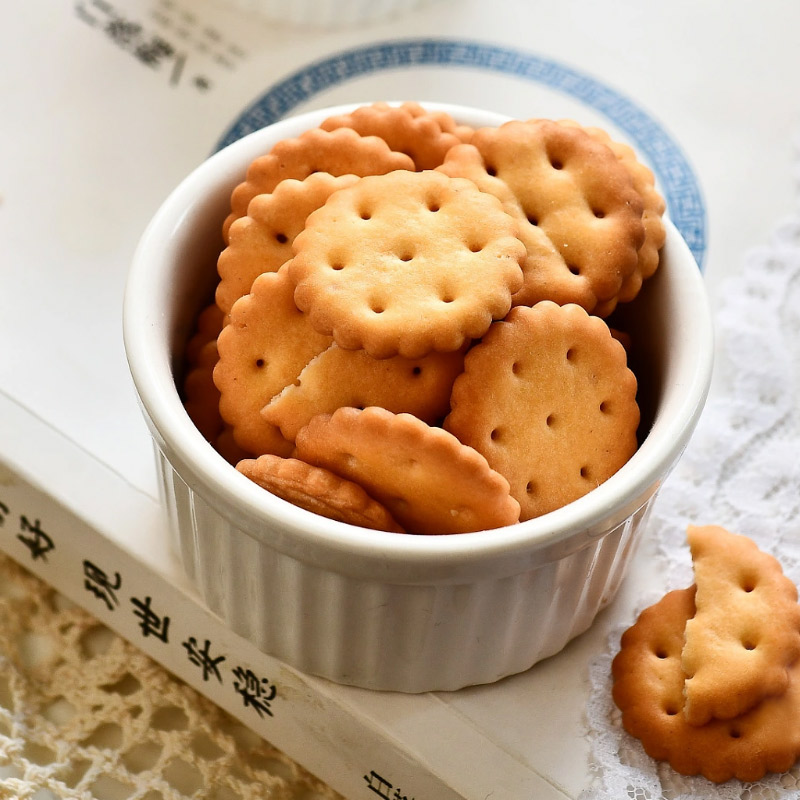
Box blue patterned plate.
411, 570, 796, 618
216, 38, 705, 267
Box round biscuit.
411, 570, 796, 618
223, 127, 414, 240
444, 302, 639, 520
294, 407, 520, 535
289, 169, 526, 359
553, 118, 666, 313
237, 454, 405, 533
213, 267, 330, 456
612, 587, 800, 783
437, 119, 645, 315
320, 102, 464, 170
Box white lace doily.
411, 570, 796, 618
582, 195, 800, 793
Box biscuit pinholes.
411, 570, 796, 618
216, 173, 361, 318
682, 524, 800, 725
290, 169, 527, 359
613, 525, 800, 782
179, 103, 662, 534
445, 301, 639, 520
223, 126, 414, 240
437, 118, 646, 315
213, 267, 330, 456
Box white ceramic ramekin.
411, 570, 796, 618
123, 104, 714, 692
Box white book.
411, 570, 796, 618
2, 385, 673, 798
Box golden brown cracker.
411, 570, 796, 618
215, 425, 251, 465
320, 102, 463, 170
182, 306, 224, 443
213, 267, 330, 456
294, 407, 520, 535
237, 454, 405, 532
444, 302, 639, 520
437, 119, 645, 315
289, 169, 526, 359
262, 342, 465, 442
554, 119, 666, 310
612, 587, 800, 783
216, 173, 361, 317
682, 524, 800, 726
401, 101, 475, 143
223, 127, 414, 240
183, 339, 223, 443
609, 327, 633, 354
185, 303, 224, 366
577, 121, 666, 282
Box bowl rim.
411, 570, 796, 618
123, 102, 714, 577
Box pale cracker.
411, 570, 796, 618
612, 587, 800, 783
444, 302, 639, 520
262, 342, 466, 441
237, 454, 405, 532
294, 407, 520, 535
289, 169, 526, 359
216, 173, 360, 317
319, 102, 463, 170
437, 118, 645, 315
223, 127, 414, 240
682, 524, 800, 725
213, 266, 329, 456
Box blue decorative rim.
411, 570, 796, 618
216, 38, 706, 267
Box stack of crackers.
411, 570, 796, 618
613, 524, 800, 782
182, 101, 667, 535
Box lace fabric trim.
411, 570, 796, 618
0, 554, 341, 800
583, 200, 800, 799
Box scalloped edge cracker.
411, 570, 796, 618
294, 407, 520, 534
237, 454, 405, 532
